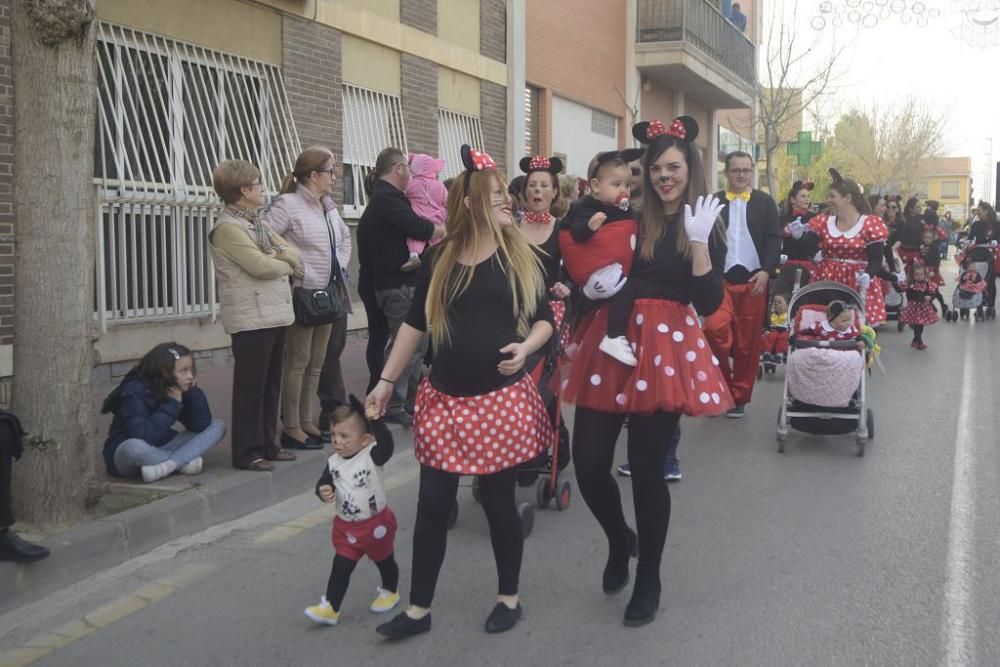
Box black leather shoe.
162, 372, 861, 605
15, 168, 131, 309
484, 602, 522, 633
281, 432, 323, 450
376, 611, 431, 640
0, 530, 51, 563
603, 527, 638, 594
623, 576, 661, 627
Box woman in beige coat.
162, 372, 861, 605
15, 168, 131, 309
209, 160, 302, 471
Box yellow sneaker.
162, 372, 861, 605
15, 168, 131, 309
369, 587, 400, 613
304, 596, 340, 626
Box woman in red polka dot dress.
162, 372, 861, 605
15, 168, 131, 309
562, 117, 733, 628
366, 145, 554, 640
800, 170, 893, 326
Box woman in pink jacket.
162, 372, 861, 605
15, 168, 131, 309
268, 146, 352, 450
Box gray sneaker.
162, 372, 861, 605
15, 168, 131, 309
726, 405, 746, 419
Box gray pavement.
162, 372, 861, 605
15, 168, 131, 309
2, 286, 999, 666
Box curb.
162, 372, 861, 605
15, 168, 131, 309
0, 448, 328, 616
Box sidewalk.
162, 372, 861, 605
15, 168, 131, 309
0, 334, 411, 616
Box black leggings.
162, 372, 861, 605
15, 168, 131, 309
410, 465, 522, 608
912, 324, 924, 343
326, 552, 399, 611
360, 287, 390, 394
607, 281, 637, 339
572, 407, 678, 582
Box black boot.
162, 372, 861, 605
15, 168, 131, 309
623, 574, 662, 627
603, 526, 638, 594
0, 529, 51, 563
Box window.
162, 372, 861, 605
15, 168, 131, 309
525, 85, 540, 156
93, 22, 300, 329
941, 180, 960, 198
341, 84, 407, 215
438, 109, 486, 180
591, 109, 617, 139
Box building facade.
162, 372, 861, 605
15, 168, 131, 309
918, 157, 973, 222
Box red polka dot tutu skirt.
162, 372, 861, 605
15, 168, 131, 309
412, 375, 552, 475
550, 298, 571, 352
563, 298, 734, 416
900, 301, 938, 325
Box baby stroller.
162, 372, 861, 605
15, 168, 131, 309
447, 313, 573, 536
758, 290, 789, 379
957, 243, 997, 320
884, 283, 904, 331
776, 281, 874, 457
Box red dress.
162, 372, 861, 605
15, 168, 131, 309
900, 281, 939, 325
808, 214, 889, 325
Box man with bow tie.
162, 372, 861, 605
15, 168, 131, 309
703, 151, 781, 418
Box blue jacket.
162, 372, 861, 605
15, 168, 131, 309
101, 376, 213, 477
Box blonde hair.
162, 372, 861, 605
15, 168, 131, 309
213, 160, 261, 204
280, 146, 334, 194
426, 170, 545, 350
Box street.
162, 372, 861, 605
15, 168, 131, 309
2, 304, 998, 666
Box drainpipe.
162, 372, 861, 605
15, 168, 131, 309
507, 0, 526, 180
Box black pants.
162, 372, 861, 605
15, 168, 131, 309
607, 281, 637, 339
572, 407, 678, 582
0, 431, 13, 529
360, 286, 390, 394
410, 465, 522, 608
326, 552, 399, 611
230, 326, 285, 468
318, 316, 348, 420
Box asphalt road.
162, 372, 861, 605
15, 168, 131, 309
2, 281, 998, 666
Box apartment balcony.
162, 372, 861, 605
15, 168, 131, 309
637, 0, 757, 109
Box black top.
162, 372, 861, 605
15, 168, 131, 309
314, 418, 394, 499
357, 210, 373, 295
562, 196, 634, 243
531, 225, 562, 290
781, 209, 815, 262
405, 250, 554, 396
968, 219, 1000, 245
713, 189, 782, 277
895, 216, 925, 249
629, 213, 726, 317
906, 280, 936, 301
365, 180, 436, 290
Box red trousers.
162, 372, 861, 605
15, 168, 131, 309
761, 329, 788, 355
703, 281, 768, 406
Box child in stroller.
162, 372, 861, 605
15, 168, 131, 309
759, 292, 790, 376
947, 257, 988, 322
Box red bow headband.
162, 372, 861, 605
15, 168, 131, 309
632, 116, 699, 146
647, 118, 687, 141
461, 144, 496, 193
518, 155, 564, 176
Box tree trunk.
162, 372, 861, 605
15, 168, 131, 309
764, 129, 778, 197
10, 0, 97, 527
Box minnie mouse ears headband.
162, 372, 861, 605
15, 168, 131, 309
632, 116, 699, 145
519, 155, 564, 176
347, 394, 371, 432
460, 144, 496, 193
828, 168, 864, 196
588, 149, 645, 180
827, 300, 849, 319
791, 180, 815, 192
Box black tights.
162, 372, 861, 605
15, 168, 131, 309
326, 553, 399, 611
572, 407, 678, 582
410, 465, 522, 608
912, 324, 924, 344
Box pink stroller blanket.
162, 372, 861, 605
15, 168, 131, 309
786, 348, 864, 408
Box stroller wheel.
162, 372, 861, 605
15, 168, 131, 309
989, 308, 997, 320
555, 480, 572, 511
855, 438, 866, 457
867, 409, 875, 440
757, 365, 764, 380
897, 320, 905, 332
518, 502, 535, 538
471, 476, 482, 504
535, 477, 552, 510
447, 500, 459, 530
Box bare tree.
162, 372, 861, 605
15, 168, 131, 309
10, 0, 97, 527
758, 1, 849, 194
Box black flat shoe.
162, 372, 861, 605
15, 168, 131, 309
0, 531, 50, 563
484, 602, 522, 633
623, 576, 661, 627
376, 611, 431, 640
281, 432, 323, 450
603, 527, 638, 595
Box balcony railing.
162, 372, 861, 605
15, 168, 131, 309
637, 0, 756, 91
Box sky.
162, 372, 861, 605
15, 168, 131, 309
766, 0, 1000, 199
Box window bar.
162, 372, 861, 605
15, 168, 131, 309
95, 187, 108, 332
132, 30, 173, 195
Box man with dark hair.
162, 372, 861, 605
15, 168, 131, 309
730, 2, 748, 32
704, 151, 781, 418
0, 412, 50, 563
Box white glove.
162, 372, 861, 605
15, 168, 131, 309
855, 272, 871, 291
683, 195, 724, 244
895, 271, 907, 285
813, 251, 824, 263
991, 240, 998, 248
583, 263, 626, 301
786, 218, 806, 239
779, 253, 788, 265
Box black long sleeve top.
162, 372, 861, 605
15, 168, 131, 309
314, 417, 394, 499
365, 180, 436, 290
531, 226, 562, 290
405, 250, 554, 396
562, 196, 634, 243
781, 209, 815, 262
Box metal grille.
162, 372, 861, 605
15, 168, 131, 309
437, 109, 486, 180
591, 109, 617, 139
341, 84, 407, 215
93, 22, 301, 330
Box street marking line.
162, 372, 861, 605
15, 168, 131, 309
0, 563, 214, 667
254, 462, 420, 544
941, 339, 977, 667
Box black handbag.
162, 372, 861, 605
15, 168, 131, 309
292, 214, 346, 326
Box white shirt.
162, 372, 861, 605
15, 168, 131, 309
724, 198, 762, 273
327, 442, 388, 522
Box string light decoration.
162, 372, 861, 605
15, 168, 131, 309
810, 0, 942, 31
949, 1, 1000, 47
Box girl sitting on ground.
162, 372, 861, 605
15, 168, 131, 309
101, 342, 225, 483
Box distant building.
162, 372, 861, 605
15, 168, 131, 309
918, 157, 973, 222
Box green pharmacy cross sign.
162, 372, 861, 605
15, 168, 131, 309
787, 131, 823, 166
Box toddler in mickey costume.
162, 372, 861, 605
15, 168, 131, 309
305, 395, 400, 626
559, 148, 645, 366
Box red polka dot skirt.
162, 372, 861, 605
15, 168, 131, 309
563, 298, 735, 416
900, 301, 939, 326
412, 375, 552, 475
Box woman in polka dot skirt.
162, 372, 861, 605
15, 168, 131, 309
562, 116, 733, 628
367, 145, 554, 640
799, 169, 894, 327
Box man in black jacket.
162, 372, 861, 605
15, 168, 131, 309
0, 411, 50, 563
362, 149, 444, 426
704, 151, 781, 418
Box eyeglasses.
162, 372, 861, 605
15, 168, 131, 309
888, 204, 898, 209
315, 168, 336, 176
728, 168, 753, 176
